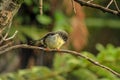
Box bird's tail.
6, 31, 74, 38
28, 40, 45, 48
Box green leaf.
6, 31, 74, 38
86, 18, 120, 28
96, 43, 105, 51
67, 59, 80, 69
24, 0, 32, 6
53, 54, 78, 72
72, 69, 97, 80
36, 15, 52, 25
53, 11, 72, 32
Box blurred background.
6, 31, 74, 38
0, 0, 120, 80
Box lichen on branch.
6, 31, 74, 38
0, 0, 23, 28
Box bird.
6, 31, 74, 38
35, 31, 68, 49
28, 31, 68, 66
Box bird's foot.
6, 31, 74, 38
45, 48, 50, 51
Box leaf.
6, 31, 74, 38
53, 54, 78, 71
96, 43, 105, 51
36, 15, 52, 25
86, 18, 120, 28
72, 69, 97, 80
53, 11, 72, 31
24, 0, 32, 6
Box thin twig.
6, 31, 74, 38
0, 27, 6, 34
0, 39, 3, 45
39, 0, 43, 15
3, 22, 12, 39
74, 0, 120, 16
113, 0, 120, 12
0, 41, 13, 51
0, 22, 12, 44
0, 44, 120, 77
106, 0, 113, 9
87, 0, 93, 3
71, 0, 76, 14
3, 30, 18, 41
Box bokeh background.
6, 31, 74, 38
0, 0, 120, 80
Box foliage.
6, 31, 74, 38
86, 18, 120, 28
0, 44, 120, 80
13, 8, 71, 43
1, 0, 120, 80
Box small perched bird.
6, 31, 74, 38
28, 31, 68, 66
35, 31, 68, 49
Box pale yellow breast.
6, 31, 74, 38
45, 34, 65, 49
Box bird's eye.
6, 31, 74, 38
63, 36, 68, 41
57, 32, 68, 41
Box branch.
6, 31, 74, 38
106, 0, 113, 9
3, 22, 12, 39
39, 0, 43, 15
0, 41, 13, 50
0, 44, 120, 77
74, 0, 120, 16
3, 30, 18, 41
0, 0, 23, 28
0, 0, 23, 46
113, 0, 120, 12
0, 22, 12, 44
87, 0, 93, 3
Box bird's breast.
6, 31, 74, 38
45, 34, 65, 49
